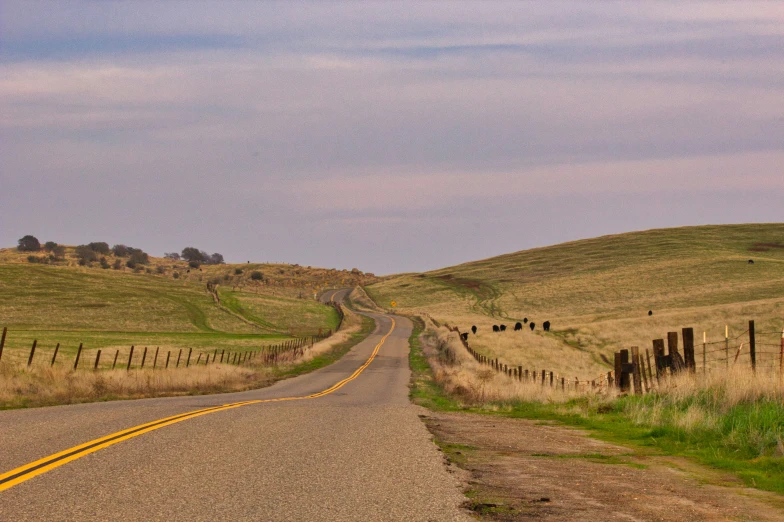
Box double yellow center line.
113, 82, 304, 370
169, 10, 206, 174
0, 316, 394, 493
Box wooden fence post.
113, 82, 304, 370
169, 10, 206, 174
640, 355, 649, 393
213, 349, 218, 363
113, 350, 119, 369
667, 332, 682, 372
607, 371, 613, 388
561, 377, 565, 390
645, 349, 654, 385
541, 369, 546, 386
196, 354, 202, 365
614, 352, 622, 389
702, 331, 707, 374
652, 339, 665, 381
141, 347, 148, 369
682, 328, 695, 373
220, 349, 225, 363
620, 349, 630, 392
725, 325, 729, 369
524, 369, 529, 381
0, 326, 7, 363
779, 328, 783, 383
186, 347, 192, 367
166, 351, 171, 369
176, 348, 182, 367
631, 346, 642, 395
74, 343, 83, 370
94, 349, 102, 370
549, 371, 554, 387
153, 347, 159, 369
518, 366, 523, 381
127, 345, 135, 371
27, 340, 37, 366
749, 320, 756, 373
51, 343, 60, 366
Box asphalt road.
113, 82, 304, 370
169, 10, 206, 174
0, 291, 469, 521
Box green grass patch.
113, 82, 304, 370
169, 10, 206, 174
407, 316, 462, 411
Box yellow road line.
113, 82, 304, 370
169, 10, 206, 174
0, 316, 395, 493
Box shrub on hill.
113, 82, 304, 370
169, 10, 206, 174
17, 235, 41, 252
181, 247, 224, 265
99, 257, 110, 269
111, 244, 129, 257
88, 242, 111, 255
128, 249, 149, 266
164, 252, 180, 260
75, 245, 98, 264
112, 259, 123, 270
251, 271, 263, 281
43, 241, 58, 251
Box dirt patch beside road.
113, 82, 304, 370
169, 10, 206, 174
423, 411, 784, 521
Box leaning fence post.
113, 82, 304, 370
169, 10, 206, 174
113, 350, 119, 369
127, 345, 135, 371
220, 349, 225, 363
652, 339, 665, 381
749, 320, 756, 373
186, 347, 192, 367
94, 349, 102, 370
51, 343, 60, 366
153, 347, 159, 369
27, 340, 37, 367
0, 326, 7, 363
176, 348, 182, 367
74, 343, 83, 370
166, 351, 171, 369
141, 347, 148, 369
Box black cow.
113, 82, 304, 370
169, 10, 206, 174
523, 318, 528, 324
543, 321, 551, 332
529, 322, 536, 331
748, 259, 755, 264
460, 332, 469, 341
471, 325, 477, 334
648, 310, 653, 316
492, 325, 500, 332
500, 324, 507, 332
514, 322, 522, 331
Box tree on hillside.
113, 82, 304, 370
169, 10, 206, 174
164, 252, 180, 260
88, 242, 111, 255
112, 244, 130, 257
43, 241, 58, 251
128, 249, 149, 265
17, 235, 41, 252
209, 253, 225, 265
181, 247, 205, 263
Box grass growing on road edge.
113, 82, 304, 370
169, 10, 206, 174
275, 314, 375, 380
408, 316, 462, 412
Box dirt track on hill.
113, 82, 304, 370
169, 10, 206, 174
423, 412, 784, 521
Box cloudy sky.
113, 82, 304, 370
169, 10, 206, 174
1, 1, 782, 274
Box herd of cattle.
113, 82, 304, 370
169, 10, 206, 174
459, 319, 551, 340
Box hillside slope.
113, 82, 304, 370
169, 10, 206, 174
0, 247, 370, 359
367, 224, 784, 378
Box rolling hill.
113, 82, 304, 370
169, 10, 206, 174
367, 224, 784, 379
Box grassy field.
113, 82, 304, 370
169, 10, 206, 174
369, 224, 784, 380
0, 248, 352, 361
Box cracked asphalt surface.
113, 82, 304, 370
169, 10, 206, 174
0, 294, 470, 521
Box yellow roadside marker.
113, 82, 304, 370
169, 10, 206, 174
0, 317, 396, 493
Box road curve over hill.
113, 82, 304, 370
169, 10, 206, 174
0, 290, 469, 521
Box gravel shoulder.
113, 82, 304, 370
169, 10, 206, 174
422, 411, 784, 521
